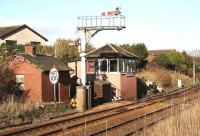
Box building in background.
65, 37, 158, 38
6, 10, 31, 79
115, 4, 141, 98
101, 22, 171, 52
9, 45, 72, 102
0, 24, 48, 45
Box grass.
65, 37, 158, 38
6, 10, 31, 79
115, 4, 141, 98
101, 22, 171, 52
0, 99, 77, 129
139, 98, 200, 136
138, 68, 193, 92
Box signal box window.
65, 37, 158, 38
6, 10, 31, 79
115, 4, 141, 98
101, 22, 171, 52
109, 59, 117, 72
100, 59, 107, 72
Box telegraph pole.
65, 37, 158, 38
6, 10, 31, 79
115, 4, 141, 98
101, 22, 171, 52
193, 60, 196, 84
193, 49, 197, 84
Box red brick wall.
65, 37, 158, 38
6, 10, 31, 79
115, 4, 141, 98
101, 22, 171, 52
58, 71, 70, 102
9, 56, 42, 102
25, 45, 36, 56
42, 71, 70, 102
9, 55, 71, 103
120, 74, 137, 100
41, 72, 54, 102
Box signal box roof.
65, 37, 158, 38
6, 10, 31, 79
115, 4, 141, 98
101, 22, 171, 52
86, 44, 139, 59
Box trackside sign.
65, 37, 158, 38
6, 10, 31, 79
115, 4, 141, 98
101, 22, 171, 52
49, 67, 59, 84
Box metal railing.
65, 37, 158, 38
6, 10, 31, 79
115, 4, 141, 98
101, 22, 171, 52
77, 15, 125, 31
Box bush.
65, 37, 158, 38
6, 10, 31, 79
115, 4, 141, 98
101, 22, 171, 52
155, 70, 172, 87
153, 54, 174, 69
0, 44, 24, 55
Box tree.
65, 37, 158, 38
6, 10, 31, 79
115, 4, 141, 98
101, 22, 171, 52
168, 50, 187, 73
153, 54, 175, 69
120, 43, 148, 69
36, 45, 54, 56
86, 43, 95, 53
0, 48, 28, 102
54, 38, 95, 61
120, 43, 148, 59
54, 39, 80, 61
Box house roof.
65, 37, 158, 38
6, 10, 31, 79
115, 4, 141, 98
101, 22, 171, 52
86, 43, 139, 59
148, 49, 174, 56
0, 24, 48, 41
20, 54, 73, 71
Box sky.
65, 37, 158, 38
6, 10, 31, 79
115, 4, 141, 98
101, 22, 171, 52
0, 0, 200, 51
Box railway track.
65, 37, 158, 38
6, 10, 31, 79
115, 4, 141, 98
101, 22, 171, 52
0, 84, 199, 136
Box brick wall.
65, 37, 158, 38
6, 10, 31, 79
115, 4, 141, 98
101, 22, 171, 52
120, 74, 137, 100
58, 71, 70, 102
9, 55, 42, 102
106, 73, 137, 100
42, 71, 70, 102
9, 55, 71, 103
42, 72, 54, 102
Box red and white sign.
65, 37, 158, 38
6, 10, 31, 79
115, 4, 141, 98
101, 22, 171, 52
101, 11, 116, 16
49, 67, 59, 84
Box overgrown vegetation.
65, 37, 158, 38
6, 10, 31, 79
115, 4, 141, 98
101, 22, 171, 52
0, 46, 28, 102
139, 99, 200, 136
138, 64, 193, 91
0, 100, 76, 129
152, 50, 197, 76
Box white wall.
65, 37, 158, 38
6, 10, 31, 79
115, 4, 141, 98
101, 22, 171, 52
68, 61, 81, 79
2, 28, 46, 45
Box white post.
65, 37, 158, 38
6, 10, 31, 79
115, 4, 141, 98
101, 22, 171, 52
193, 60, 196, 84
80, 31, 87, 86
54, 84, 56, 102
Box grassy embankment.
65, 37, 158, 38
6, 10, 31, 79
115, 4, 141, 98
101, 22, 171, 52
138, 98, 200, 136
0, 99, 76, 129
138, 67, 193, 93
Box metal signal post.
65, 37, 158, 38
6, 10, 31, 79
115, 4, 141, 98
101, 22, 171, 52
77, 7, 126, 86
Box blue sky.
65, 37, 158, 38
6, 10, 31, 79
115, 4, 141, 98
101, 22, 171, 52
0, 0, 200, 51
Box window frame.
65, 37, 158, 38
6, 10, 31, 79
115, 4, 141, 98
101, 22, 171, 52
15, 75, 24, 89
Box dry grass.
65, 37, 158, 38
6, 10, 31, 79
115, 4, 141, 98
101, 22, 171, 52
138, 68, 193, 91
139, 99, 200, 136
0, 99, 76, 129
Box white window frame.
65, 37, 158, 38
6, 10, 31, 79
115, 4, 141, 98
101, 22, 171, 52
109, 59, 119, 73
16, 75, 24, 89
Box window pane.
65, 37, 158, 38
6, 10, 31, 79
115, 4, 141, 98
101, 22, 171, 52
128, 60, 132, 72
110, 59, 117, 72
31, 41, 41, 45
16, 75, 24, 89
132, 60, 136, 71
119, 59, 123, 72
6, 40, 17, 45
100, 59, 107, 72
16, 75, 24, 83
124, 59, 128, 72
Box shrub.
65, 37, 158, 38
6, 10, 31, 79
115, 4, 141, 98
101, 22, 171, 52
153, 54, 174, 69
155, 70, 172, 87
0, 44, 24, 54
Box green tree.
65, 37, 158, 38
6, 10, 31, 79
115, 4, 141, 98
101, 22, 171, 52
120, 43, 148, 69
169, 50, 187, 73
153, 54, 174, 69
120, 43, 148, 59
